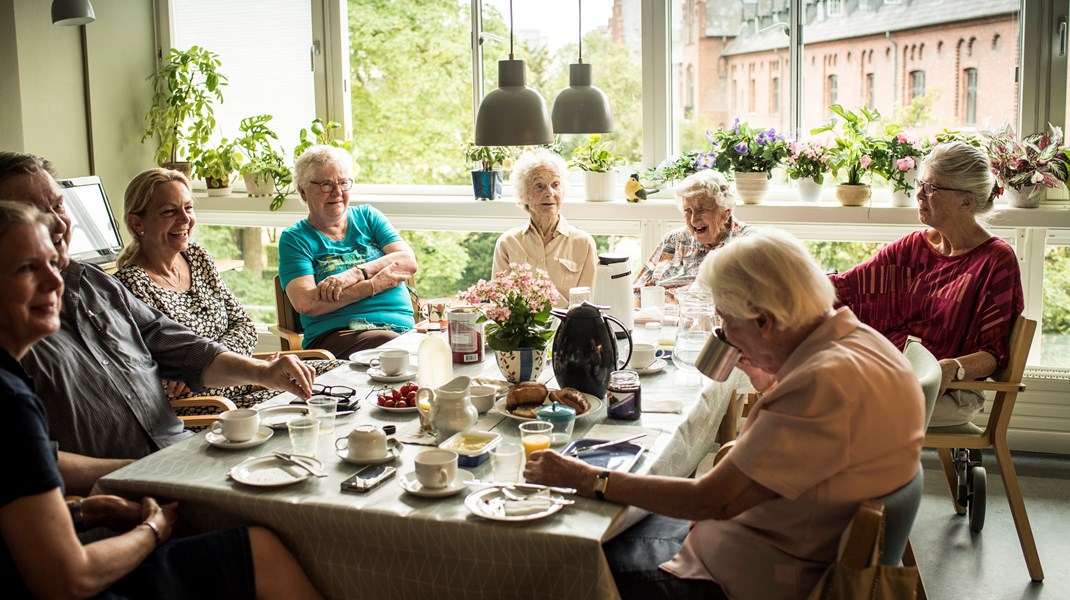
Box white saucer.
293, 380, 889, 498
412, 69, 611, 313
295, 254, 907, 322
205, 425, 273, 449
336, 438, 403, 465
630, 358, 668, 375
258, 405, 310, 429
349, 349, 381, 366
229, 455, 322, 487
399, 468, 473, 498
368, 367, 417, 383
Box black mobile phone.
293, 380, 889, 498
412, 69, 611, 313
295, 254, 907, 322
340, 464, 396, 493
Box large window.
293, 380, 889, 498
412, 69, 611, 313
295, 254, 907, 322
964, 68, 979, 127
909, 70, 926, 100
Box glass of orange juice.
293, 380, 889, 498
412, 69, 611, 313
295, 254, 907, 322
519, 421, 553, 460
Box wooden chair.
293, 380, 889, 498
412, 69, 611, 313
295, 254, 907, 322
924, 315, 1043, 581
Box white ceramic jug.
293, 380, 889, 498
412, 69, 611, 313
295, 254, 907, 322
415, 375, 477, 442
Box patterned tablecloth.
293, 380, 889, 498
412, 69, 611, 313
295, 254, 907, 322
97, 329, 734, 600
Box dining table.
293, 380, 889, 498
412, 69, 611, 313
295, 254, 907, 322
96, 324, 736, 600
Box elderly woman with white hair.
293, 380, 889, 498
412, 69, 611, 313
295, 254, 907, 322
633, 169, 748, 304
493, 149, 596, 306
279, 145, 417, 357
525, 228, 924, 600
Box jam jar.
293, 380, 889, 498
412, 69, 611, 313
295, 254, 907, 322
606, 370, 641, 420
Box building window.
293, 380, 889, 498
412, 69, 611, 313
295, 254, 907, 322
686, 65, 695, 116
865, 73, 875, 109
749, 78, 756, 113
827, 0, 844, 18
964, 68, 979, 126
827, 74, 839, 106
910, 70, 926, 100
770, 76, 780, 114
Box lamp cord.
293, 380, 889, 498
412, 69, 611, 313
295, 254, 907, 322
509, 0, 514, 60
578, 0, 583, 63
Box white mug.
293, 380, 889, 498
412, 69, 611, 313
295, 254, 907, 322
640, 285, 666, 308
469, 384, 496, 414
414, 449, 458, 489
210, 408, 260, 443
627, 342, 667, 370
335, 424, 388, 461
371, 349, 410, 376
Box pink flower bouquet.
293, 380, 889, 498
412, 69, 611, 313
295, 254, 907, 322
459, 263, 557, 352
785, 139, 832, 184
872, 127, 929, 193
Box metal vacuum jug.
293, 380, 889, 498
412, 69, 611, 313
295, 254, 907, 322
551, 302, 633, 398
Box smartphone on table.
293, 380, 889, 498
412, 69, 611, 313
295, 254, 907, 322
341, 464, 396, 493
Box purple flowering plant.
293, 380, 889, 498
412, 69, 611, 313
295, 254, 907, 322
459, 263, 557, 352
707, 118, 789, 175
785, 139, 832, 184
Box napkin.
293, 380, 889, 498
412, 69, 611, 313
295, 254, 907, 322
395, 421, 439, 446
643, 399, 682, 413
500, 490, 555, 516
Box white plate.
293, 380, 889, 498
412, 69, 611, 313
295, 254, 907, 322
364, 395, 420, 414
368, 367, 417, 383
336, 438, 403, 465
630, 358, 668, 375
465, 487, 565, 522
205, 425, 273, 449
349, 349, 381, 366
229, 455, 323, 488
493, 392, 603, 422
258, 405, 310, 429
398, 468, 473, 498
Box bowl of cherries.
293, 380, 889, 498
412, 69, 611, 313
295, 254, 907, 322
371, 383, 421, 413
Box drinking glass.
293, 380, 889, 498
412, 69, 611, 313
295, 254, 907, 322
673, 290, 715, 372
307, 396, 337, 435
519, 421, 554, 460
287, 416, 321, 457
491, 442, 523, 483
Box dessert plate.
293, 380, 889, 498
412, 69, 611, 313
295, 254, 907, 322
349, 349, 381, 366
364, 395, 420, 413
465, 487, 564, 522
398, 468, 473, 498
229, 455, 323, 488
258, 405, 309, 429
205, 425, 273, 449
493, 393, 602, 422
368, 367, 417, 383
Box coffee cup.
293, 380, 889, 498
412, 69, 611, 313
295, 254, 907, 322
640, 285, 666, 308
414, 448, 458, 489
469, 384, 496, 414
209, 408, 260, 443
695, 327, 743, 382
627, 342, 666, 370
371, 349, 410, 376
335, 424, 389, 461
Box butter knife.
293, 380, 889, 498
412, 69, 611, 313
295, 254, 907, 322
272, 452, 328, 477
568, 433, 647, 457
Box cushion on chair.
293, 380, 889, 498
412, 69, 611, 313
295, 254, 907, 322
926, 422, 984, 435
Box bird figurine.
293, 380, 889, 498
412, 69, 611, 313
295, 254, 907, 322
625, 173, 658, 202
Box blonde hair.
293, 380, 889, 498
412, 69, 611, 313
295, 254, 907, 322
0, 199, 54, 238
510, 149, 568, 213
699, 227, 834, 330
116, 168, 191, 268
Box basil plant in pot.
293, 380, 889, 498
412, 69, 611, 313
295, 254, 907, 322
569, 134, 624, 202
236, 114, 294, 211
193, 137, 243, 196
462, 141, 513, 201
812, 104, 881, 207
142, 46, 227, 174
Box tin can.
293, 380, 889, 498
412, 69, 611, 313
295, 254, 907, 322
447, 306, 484, 364
607, 370, 641, 420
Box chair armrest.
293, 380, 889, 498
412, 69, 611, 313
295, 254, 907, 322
946, 380, 1025, 393
170, 396, 236, 411
840, 500, 884, 569
253, 349, 337, 361
713, 440, 736, 466
267, 325, 303, 352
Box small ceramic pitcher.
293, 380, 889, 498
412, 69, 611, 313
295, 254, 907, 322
416, 375, 477, 442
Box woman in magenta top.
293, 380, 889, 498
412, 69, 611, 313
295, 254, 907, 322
832, 142, 1024, 427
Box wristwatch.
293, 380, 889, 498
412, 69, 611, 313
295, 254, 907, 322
594, 470, 611, 500
951, 358, 966, 381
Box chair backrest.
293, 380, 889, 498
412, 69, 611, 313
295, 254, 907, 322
904, 336, 941, 428
273, 275, 304, 334
877, 468, 924, 565
985, 315, 1036, 434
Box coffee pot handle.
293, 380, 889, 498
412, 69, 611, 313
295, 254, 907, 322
603, 314, 633, 369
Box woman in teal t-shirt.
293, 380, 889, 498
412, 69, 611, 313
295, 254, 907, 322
279, 145, 417, 357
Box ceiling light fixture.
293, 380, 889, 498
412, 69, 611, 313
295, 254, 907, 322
51, 0, 95, 26
474, 0, 554, 146
551, 0, 614, 134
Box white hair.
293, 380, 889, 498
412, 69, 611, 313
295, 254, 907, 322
699, 227, 834, 329
294, 145, 356, 193
675, 169, 737, 213
510, 149, 568, 213
922, 141, 998, 214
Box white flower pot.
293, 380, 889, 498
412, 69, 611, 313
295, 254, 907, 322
890, 168, 917, 207
796, 177, 823, 203
584, 171, 617, 202
734, 171, 770, 204
1004, 185, 1045, 208
243, 172, 274, 197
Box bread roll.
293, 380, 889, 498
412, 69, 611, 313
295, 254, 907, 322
506, 381, 548, 411
549, 387, 589, 415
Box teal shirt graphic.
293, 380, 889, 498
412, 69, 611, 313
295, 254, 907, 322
279, 205, 414, 346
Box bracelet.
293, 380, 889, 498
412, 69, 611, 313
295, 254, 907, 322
139, 521, 161, 547
69, 500, 85, 531
358, 266, 369, 281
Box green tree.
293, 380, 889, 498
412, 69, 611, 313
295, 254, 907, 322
402, 230, 472, 299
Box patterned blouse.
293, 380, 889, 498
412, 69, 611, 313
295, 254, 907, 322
633, 217, 749, 303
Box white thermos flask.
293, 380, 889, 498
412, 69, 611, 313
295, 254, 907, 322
590, 253, 634, 338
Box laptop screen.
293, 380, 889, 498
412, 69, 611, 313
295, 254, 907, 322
57, 176, 124, 265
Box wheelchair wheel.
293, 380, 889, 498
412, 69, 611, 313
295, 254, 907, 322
968, 465, 987, 532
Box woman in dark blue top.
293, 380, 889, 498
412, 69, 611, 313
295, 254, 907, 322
0, 201, 320, 598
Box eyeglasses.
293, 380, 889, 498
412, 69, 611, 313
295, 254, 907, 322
309, 178, 354, 194
311, 384, 356, 399
914, 178, 971, 198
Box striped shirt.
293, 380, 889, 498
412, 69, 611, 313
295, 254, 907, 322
633, 218, 749, 303
831, 230, 1023, 366
21, 261, 226, 459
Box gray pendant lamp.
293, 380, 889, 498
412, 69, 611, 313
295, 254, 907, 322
474, 0, 554, 146
551, 0, 613, 133
52, 0, 95, 25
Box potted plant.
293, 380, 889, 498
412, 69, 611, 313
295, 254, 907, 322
462, 140, 513, 201
983, 123, 1070, 208
193, 137, 243, 195
812, 104, 881, 206
292, 118, 358, 161
458, 263, 557, 383
643, 150, 707, 186
872, 126, 929, 207
707, 118, 789, 204
235, 114, 294, 210
141, 46, 227, 172
785, 139, 831, 202
569, 134, 624, 202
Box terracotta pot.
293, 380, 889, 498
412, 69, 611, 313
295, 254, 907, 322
583, 171, 617, 202
733, 171, 770, 204
1004, 185, 1044, 208
836, 183, 871, 207
162, 161, 192, 176
796, 177, 823, 202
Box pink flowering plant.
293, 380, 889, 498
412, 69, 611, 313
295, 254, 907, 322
785, 139, 832, 184
871, 126, 929, 193
982, 123, 1070, 192
811, 104, 881, 185
459, 263, 557, 352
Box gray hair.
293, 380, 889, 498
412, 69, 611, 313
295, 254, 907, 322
699, 227, 834, 330
510, 149, 568, 213
0, 151, 56, 184
675, 169, 737, 213
922, 142, 997, 214
0, 199, 54, 238
294, 145, 356, 194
